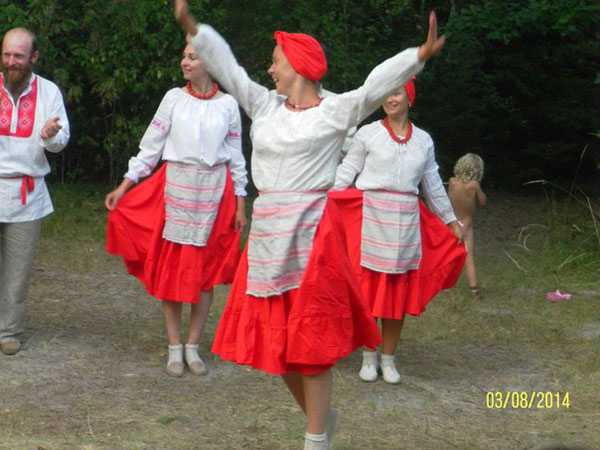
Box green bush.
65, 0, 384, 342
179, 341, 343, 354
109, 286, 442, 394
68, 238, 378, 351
1, 0, 598, 187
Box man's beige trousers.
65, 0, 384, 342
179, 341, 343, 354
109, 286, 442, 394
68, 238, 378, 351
0, 219, 42, 341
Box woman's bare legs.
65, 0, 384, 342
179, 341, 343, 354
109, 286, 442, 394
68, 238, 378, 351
381, 318, 404, 355
184, 289, 213, 375
282, 369, 332, 434
162, 289, 213, 345
303, 370, 332, 434
187, 289, 213, 344
379, 318, 404, 384
162, 289, 213, 376
163, 300, 184, 376
163, 300, 183, 345
282, 371, 306, 413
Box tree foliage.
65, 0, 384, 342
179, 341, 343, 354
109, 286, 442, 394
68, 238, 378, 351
421, 0, 600, 186
1, 0, 598, 187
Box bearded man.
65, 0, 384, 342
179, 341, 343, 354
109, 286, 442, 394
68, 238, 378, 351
0, 28, 70, 355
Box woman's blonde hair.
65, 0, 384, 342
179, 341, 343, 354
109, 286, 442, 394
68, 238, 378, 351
453, 153, 484, 182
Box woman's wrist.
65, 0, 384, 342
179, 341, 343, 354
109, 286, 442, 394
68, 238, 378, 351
183, 17, 198, 36
175, 0, 198, 36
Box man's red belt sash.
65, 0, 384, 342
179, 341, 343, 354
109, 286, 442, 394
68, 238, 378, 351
0, 175, 35, 204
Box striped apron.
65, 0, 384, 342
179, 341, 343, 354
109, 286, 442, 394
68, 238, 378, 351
162, 161, 226, 247
246, 191, 327, 297
361, 190, 421, 273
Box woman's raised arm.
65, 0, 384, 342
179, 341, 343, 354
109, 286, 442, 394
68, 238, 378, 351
174, 0, 271, 119
322, 11, 445, 131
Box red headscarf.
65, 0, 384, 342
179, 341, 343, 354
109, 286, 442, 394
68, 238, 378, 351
404, 76, 416, 106
273, 31, 327, 83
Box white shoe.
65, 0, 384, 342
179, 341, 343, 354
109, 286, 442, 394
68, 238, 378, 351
184, 344, 208, 375
358, 350, 378, 382
326, 407, 340, 449
380, 354, 401, 384
166, 344, 184, 377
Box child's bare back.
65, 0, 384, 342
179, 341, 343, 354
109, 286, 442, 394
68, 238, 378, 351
448, 177, 486, 227
447, 153, 486, 296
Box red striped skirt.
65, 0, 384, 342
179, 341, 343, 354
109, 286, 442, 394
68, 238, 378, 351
106, 164, 241, 303
211, 196, 382, 375
329, 189, 466, 319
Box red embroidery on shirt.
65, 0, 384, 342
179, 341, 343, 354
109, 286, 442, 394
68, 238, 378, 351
0, 77, 38, 138
150, 118, 168, 133
227, 131, 241, 138
0, 94, 11, 132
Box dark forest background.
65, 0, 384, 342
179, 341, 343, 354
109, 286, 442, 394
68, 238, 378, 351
1, 0, 598, 189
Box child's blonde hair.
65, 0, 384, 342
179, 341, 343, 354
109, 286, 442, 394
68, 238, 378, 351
453, 153, 484, 182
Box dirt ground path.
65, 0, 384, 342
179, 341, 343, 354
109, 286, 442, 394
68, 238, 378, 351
1, 191, 598, 449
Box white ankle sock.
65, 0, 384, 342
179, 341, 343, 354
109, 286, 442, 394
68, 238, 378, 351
304, 432, 328, 450
305, 432, 326, 442
168, 344, 183, 364
184, 344, 201, 363
184, 343, 208, 375
359, 350, 379, 382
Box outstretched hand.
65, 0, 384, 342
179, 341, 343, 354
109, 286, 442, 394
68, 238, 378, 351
417, 11, 446, 62
174, 0, 198, 36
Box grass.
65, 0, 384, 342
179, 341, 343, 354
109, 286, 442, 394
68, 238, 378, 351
1, 184, 598, 449
44, 183, 110, 242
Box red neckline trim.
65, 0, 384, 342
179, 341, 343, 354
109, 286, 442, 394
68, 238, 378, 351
382, 117, 412, 144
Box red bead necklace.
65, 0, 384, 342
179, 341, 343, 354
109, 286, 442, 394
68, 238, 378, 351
186, 82, 219, 99
382, 116, 413, 144
285, 97, 323, 111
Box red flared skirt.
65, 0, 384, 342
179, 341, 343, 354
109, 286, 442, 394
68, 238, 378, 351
329, 189, 466, 319
211, 197, 382, 375
106, 164, 241, 303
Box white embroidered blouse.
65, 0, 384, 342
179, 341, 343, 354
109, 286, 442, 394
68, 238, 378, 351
189, 25, 425, 192
189, 24, 425, 295
124, 88, 247, 196
333, 121, 456, 224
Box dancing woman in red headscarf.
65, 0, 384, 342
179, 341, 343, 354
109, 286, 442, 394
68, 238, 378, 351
175, 1, 444, 448
330, 80, 466, 386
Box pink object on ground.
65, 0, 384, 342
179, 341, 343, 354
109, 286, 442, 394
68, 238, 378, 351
546, 290, 572, 302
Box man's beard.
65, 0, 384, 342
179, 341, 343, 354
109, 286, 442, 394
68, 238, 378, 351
2, 63, 33, 98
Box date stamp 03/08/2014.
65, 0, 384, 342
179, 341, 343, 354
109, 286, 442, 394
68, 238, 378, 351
486, 391, 571, 409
